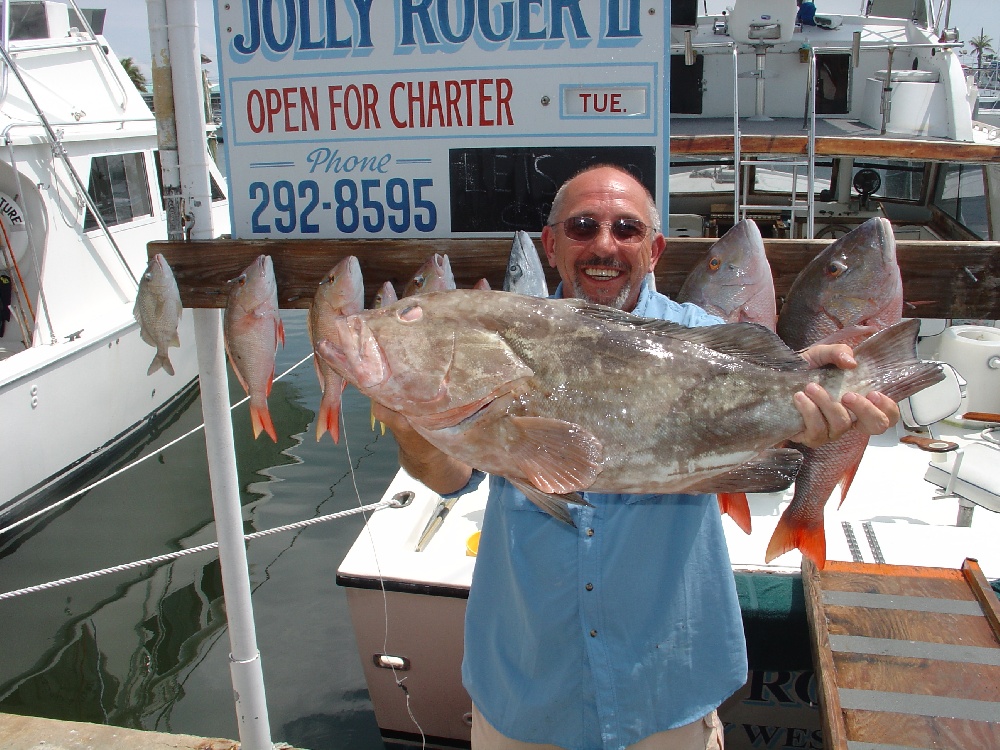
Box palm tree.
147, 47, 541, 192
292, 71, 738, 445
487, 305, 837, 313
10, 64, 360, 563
969, 30, 994, 69
120, 57, 148, 93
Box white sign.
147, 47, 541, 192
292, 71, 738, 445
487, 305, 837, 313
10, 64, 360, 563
214, 0, 669, 238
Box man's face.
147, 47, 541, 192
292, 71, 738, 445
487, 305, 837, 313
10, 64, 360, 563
541, 167, 665, 312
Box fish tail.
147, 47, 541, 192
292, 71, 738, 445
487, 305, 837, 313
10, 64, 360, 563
250, 398, 278, 442
764, 513, 827, 568
847, 319, 944, 401
718, 492, 752, 534
316, 389, 343, 443
147, 353, 175, 377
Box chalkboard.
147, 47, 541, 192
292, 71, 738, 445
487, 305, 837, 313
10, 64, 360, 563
448, 146, 657, 233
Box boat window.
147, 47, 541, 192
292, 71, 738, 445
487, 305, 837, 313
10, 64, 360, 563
669, 158, 738, 195
84, 153, 154, 231
934, 164, 990, 240
816, 54, 851, 115
850, 160, 925, 203
9, 3, 50, 40
750, 159, 835, 195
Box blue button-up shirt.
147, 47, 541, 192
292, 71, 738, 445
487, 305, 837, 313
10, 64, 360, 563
462, 282, 748, 750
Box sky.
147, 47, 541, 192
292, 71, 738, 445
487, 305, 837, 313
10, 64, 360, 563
94, 0, 1000, 85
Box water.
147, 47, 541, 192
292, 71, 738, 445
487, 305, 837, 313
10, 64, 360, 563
0, 310, 396, 750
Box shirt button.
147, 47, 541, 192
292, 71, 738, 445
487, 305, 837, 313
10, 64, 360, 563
585, 583, 594, 591
589, 629, 598, 637
585, 528, 594, 537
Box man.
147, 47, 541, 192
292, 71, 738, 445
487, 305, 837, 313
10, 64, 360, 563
374, 164, 898, 750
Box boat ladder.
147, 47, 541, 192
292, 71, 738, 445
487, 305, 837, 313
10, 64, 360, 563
731, 43, 818, 238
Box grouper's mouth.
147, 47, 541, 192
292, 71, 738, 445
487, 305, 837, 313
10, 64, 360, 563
316, 316, 387, 390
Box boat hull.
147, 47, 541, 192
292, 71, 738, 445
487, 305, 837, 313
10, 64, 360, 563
0, 313, 199, 523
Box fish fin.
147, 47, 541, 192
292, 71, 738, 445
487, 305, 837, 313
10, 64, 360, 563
508, 416, 604, 493
848, 319, 944, 401
835, 451, 866, 508
765, 512, 827, 569
147, 355, 162, 376
170, 330, 181, 347
312, 353, 325, 394
566, 302, 808, 370
277, 317, 286, 348
316, 381, 343, 443
808, 325, 879, 347
160, 355, 175, 377
718, 493, 752, 534
508, 478, 590, 526
250, 399, 278, 442
687, 448, 803, 495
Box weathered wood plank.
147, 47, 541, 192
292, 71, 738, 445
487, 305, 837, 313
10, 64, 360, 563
824, 607, 1000, 649
963, 558, 1000, 645
832, 651, 1000, 702
819, 569, 974, 599
670, 134, 1000, 162
802, 558, 849, 750
150, 237, 1000, 319
844, 709, 1000, 749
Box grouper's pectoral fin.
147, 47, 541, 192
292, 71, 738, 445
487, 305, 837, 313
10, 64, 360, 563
718, 493, 752, 535
509, 479, 591, 527
508, 416, 604, 495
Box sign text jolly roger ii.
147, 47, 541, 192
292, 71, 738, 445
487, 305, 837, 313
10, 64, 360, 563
215, 0, 668, 238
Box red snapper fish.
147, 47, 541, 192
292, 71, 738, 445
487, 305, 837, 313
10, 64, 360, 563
767, 217, 904, 568
134, 253, 182, 376
373, 281, 398, 309
403, 253, 455, 296
677, 219, 776, 329
676, 219, 777, 533
224, 255, 285, 441
308, 256, 364, 442
316, 290, 940, 524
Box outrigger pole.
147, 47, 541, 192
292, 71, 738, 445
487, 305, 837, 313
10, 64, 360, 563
148, 1, 273, 747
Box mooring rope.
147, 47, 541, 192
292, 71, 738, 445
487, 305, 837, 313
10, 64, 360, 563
0, 497, 397, 602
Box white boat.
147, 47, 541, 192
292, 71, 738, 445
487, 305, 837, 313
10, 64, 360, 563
337, 1, 1000, 747
0, 0, 229, 523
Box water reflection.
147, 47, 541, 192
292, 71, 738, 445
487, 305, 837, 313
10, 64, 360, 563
0, 310, 397, 750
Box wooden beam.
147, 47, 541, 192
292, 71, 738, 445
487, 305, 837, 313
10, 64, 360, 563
670, 135, 1000, 163
150, 237, 1000, 320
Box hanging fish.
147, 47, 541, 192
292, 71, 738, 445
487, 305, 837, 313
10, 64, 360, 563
767, 217, 904, 568
224, 255, 285, 441
308, 256, 364, 442
134, 253, 182, 376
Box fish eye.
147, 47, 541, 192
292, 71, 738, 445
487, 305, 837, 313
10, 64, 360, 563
398, 304, 423, 323
708, 256, 721, 271
826, 260, 848, 277
413, 274, 426, 288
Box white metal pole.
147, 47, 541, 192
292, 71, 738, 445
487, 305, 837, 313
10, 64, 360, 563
164, 1, 273, 748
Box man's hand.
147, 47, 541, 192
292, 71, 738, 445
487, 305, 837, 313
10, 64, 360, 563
371, 401, 473, 494
790, 343, 899, 448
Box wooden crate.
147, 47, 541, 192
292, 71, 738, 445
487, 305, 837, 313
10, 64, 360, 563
803, 558, 1000, 749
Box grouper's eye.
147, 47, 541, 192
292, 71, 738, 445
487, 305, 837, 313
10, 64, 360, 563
398, 304, 423, 323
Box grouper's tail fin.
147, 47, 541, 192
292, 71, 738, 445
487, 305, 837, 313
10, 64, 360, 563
849, 319, 944, 402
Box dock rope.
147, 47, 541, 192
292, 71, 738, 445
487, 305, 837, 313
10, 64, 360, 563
0, 498, 396, 602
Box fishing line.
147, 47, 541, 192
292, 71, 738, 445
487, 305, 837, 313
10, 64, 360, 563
0, 352, 314, 538
342, 410, 427, 750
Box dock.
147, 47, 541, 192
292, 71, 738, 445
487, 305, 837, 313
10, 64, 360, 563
0, 712, 301, 750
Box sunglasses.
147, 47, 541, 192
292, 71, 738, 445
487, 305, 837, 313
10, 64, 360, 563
551, 216, 651, 244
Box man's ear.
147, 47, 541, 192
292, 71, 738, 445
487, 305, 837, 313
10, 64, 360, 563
541, 224, 558, 267
649, 232, 666, 270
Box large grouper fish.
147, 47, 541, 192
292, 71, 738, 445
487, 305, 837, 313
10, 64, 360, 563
316, 289, 942, 523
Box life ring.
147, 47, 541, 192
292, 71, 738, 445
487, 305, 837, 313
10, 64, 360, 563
0, 190, 30, 268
